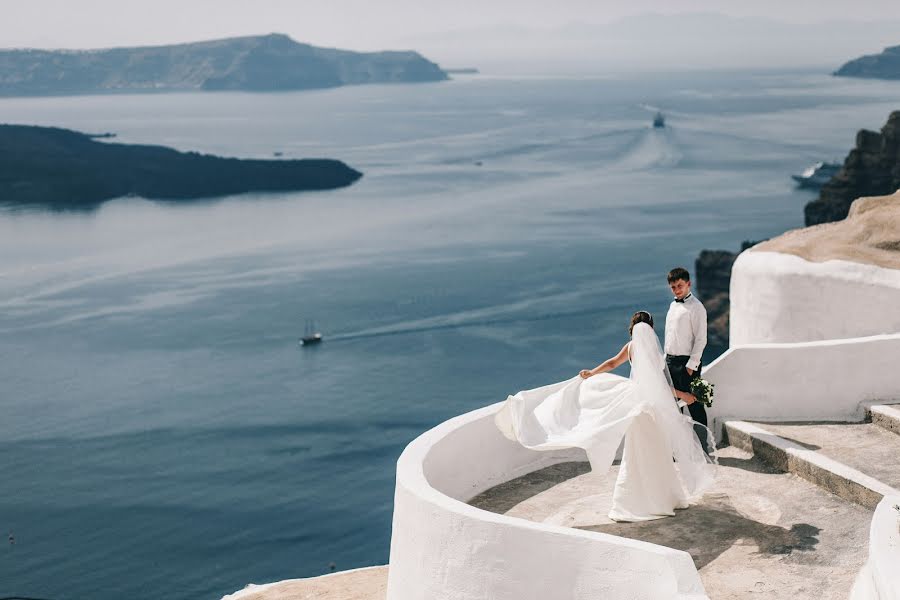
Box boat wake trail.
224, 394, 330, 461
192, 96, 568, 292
609, 128, 682, 171
320, 277, 656, 344
327, 301, 633, 343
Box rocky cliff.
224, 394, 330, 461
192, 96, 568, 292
757, 191, 900, 269
0, 33, 448, 96
695, 242, 759, 357
805, 111, 900, 226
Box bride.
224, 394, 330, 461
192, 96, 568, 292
494, 311, 716, 522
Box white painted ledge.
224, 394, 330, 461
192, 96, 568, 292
705, 332, 900, 436
386, 402, 708, 600
730, 251, 900, 345
850, 495, 900, 600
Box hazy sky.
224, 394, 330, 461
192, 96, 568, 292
3, 1, 900, 70
3, 0, 900, 49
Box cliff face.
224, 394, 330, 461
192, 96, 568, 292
834, 45, 900, 80
695, 250, 735, 356
695, 242, 759, 357
805, 111, 900, 226
0, 124, 362, 207
0, 33, 448, 96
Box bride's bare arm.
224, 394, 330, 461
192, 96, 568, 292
580, 343, 630, 379
673, 388, 696, 405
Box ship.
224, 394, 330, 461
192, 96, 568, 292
300, 320, 323, 346
791, 161, 841, 189
652, 112, 665, 128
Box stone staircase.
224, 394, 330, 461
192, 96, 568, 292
723, 403, 900, 509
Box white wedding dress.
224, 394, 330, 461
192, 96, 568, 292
494, 322, 716, 522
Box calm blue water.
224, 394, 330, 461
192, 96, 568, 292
1, 71, 898, 599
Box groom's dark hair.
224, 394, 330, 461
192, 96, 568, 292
629, 311, 654, 335
667, 267, 690, 283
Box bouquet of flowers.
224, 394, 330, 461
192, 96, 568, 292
689, 377, 715, 408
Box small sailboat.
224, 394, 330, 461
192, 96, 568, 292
300, 319, 323, 346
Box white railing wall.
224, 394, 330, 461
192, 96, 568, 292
850, 495, 900, 600
704, 333, 900, 436
386, 403, 708, 600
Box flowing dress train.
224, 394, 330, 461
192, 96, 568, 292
494, 323, 715, 522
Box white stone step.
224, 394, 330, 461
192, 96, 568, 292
724, 420, 900, 509
866, 403, 900, 436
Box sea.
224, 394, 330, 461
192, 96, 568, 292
1, 69, 898, 600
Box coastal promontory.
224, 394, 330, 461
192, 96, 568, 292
0, 124, 362, 207
834, 45, 900, 80
0, 33, 448, 96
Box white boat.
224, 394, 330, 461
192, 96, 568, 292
792, 161, 840, 189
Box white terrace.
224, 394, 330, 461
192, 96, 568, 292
225, 192, 900, 600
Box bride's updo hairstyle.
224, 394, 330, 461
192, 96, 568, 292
629, 311, 654, 335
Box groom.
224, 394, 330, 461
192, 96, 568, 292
664, 267, 710, 454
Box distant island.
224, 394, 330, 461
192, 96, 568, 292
0, 33, 448, 96
834, 45, 900, 80
0, 124, 362, 208
444, 68, 480, 74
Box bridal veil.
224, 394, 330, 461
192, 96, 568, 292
494, 322, 716, 503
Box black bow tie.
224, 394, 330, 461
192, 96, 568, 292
675, 294, 691, 303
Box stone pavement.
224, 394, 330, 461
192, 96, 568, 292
469, 446, 871, 600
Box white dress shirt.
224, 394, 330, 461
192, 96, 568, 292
664, 293, 707, 371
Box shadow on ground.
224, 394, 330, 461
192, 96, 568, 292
716, 454, 779, 473
468, 461, 591, 513
581, 493, 821, 569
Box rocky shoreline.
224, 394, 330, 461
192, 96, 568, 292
695, 110, 900, 352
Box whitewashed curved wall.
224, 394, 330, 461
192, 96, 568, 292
705, 333, 900, 433
850, 495, 900, 600
730, 251, 900, 345
386, 403, 708, 600
221, 566, 386, 599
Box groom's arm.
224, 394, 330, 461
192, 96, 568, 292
687, 304, 707, 372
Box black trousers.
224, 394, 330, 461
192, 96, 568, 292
665, 354, 710, 454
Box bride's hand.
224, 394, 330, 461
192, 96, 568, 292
579, 370, 593, 379
684, 393, 697, 405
